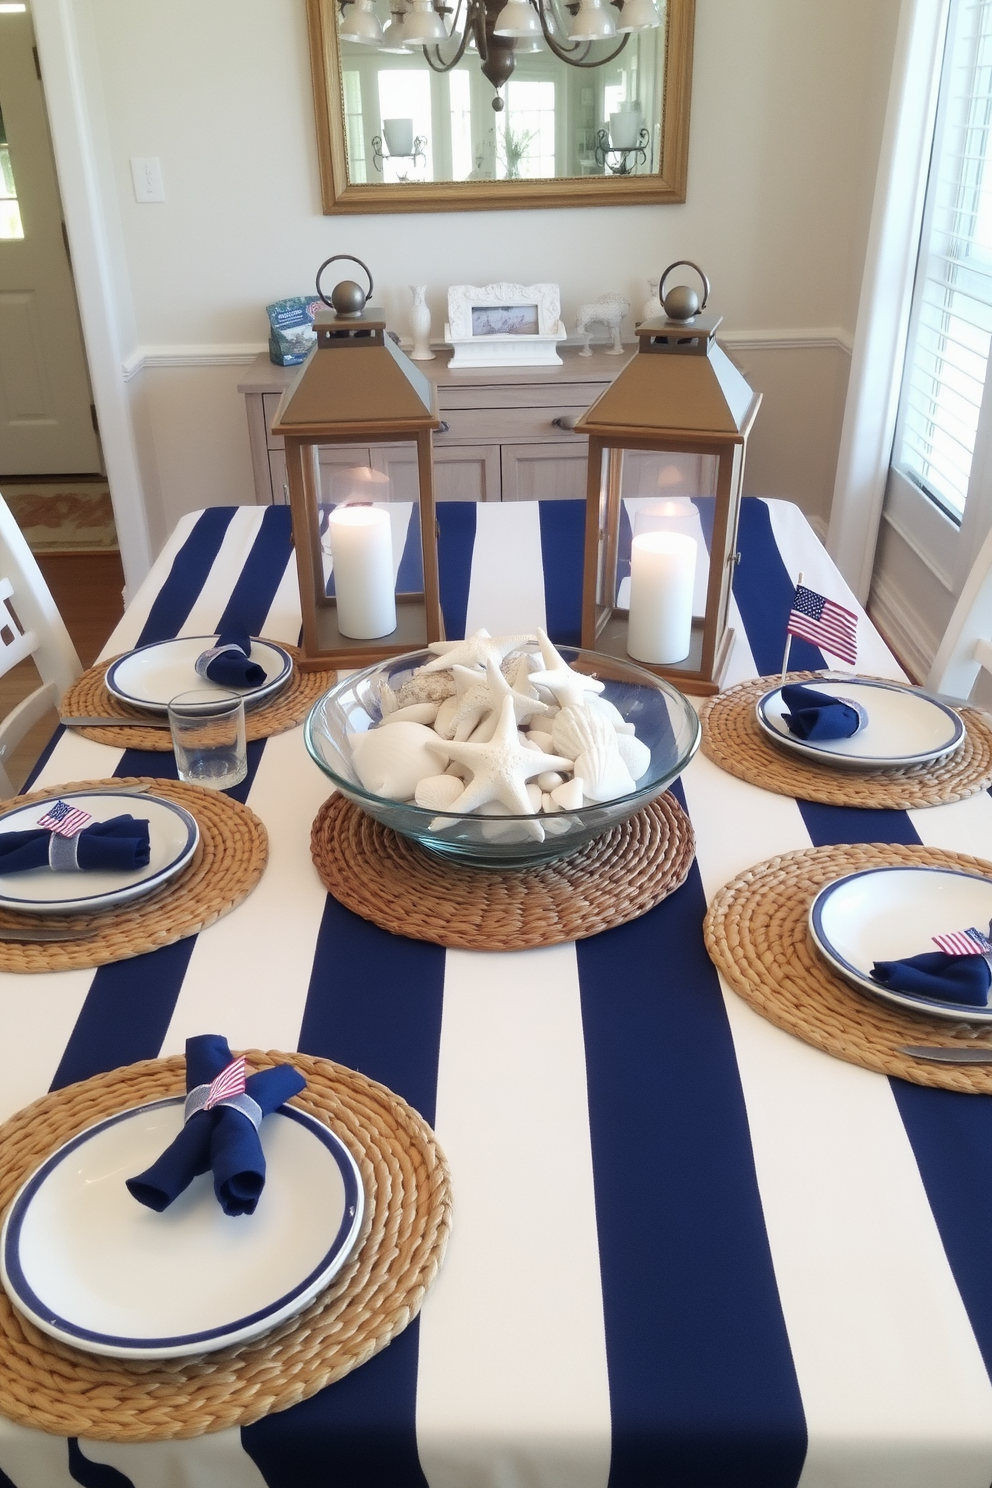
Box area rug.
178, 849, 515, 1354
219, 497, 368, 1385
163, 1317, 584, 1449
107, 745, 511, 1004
0, 484, 118, 552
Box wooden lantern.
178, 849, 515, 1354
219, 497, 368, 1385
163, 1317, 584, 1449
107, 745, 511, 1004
271, 305, 444, 670
574, 306, 761, 695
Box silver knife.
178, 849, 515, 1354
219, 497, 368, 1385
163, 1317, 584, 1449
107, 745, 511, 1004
900, 1044, 992, 1064
60, 716, 171, 730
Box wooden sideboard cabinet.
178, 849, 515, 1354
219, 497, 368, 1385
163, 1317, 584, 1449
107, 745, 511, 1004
238, 346, 636, 505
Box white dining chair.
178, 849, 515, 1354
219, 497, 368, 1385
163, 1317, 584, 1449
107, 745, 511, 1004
926, 523, 992, 700
0, 493, 82, 798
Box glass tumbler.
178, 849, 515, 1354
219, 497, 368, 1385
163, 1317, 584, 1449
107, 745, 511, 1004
167, 691, 247, 790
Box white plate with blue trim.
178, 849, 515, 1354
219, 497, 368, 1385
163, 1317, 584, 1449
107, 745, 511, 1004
756, 678, 965, 769
105, 636, 293, 714
0, 1095, 365, 1358
0, 791, 199, 915
809, 864, 992, 1022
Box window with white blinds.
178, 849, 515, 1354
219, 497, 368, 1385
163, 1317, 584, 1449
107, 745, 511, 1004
894, 0, 992, 523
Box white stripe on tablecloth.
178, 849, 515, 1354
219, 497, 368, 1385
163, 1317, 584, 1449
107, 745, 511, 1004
259, 540, 303, 646
177, 508, 271, 639
0, 967, 95, 1124
97, 513, 202, 659
683, 749, 992, 1487
159, 730, 332, 1056
910, 787, 992, 859
464, 502, 548, 637
416, 943, 611, 1488
763, 500, 903, 681
0, 1420, 82, 1487
76, 1429, 269, 1488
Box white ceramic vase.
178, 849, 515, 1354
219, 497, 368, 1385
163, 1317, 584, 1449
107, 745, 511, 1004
641, 277, 663, 325
409, 285, 435, 361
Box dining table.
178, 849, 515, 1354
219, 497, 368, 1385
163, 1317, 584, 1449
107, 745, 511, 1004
0, 495, 991, 1488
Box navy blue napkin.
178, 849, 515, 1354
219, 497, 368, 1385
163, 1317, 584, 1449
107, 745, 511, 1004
0, 814, 150, 874
870, 951, 991, 1007
126, 1035, 307, 1217
196, 631, 266, 689
780, 683, 867, 741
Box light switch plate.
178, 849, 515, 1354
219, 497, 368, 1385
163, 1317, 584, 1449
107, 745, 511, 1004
130, 157, 165, 203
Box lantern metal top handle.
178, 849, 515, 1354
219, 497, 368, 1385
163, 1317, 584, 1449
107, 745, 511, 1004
658, 261, 710, 317
315, 254, 375, 310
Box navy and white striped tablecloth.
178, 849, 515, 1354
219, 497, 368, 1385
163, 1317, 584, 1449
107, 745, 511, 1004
3, 499, 992, 1488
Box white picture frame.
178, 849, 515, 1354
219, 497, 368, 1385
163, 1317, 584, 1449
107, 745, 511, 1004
445, 282, 567, 367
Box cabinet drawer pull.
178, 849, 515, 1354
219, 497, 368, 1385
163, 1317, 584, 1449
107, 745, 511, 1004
437, 420, 450, 435
551, 415, 579, 432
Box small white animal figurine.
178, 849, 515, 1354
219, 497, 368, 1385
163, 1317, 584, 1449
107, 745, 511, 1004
576, 293, 630, 356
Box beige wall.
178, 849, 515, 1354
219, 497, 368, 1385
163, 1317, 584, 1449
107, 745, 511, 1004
61, 0, 902, 550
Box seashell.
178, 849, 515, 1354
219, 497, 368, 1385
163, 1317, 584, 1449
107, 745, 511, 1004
348, 722, 448, 801
575, 747, 636, 803
476, 800, 545, 844
415, 774, 464, 810
526, 782, 543, 810
526, 730, 555, 753
466, 712, 499, 744
434, 695, 460, 739
552, 703, 618, 763
542, 791, 561, 813
551, 777, 584, 810
585, 693, 627, 729
376, 678, 398, 716
396, 668, 456, 707
380, 701, 440, 727
536, 771, 565, 791
446, 759, 471, 779
502, 653, 538, 694
615, 731, 651, 780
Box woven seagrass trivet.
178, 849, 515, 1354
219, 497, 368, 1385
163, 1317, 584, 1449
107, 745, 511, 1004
311, 792, 695, 950
0, 1049, 450, 1440
0, 778, 267, 972
698, 671, 992, 808
60, 645, 335, 751
704, 841, 992, 1093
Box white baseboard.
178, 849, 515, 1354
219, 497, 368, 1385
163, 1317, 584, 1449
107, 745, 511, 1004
867, 568, 941, 683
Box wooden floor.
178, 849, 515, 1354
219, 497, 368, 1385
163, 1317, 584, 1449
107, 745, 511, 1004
1, 551, 125, 793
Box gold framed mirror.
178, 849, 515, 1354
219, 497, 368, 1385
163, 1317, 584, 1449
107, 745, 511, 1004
306, 0, 694, 213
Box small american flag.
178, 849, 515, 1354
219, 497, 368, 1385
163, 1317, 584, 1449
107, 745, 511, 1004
787, 584, 858, 666
36, 799, 93, 838
202, 1056, 247, 1110
932, 927, 992, 957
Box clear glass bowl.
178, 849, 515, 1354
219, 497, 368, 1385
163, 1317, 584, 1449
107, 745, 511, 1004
304, 645, 701, 868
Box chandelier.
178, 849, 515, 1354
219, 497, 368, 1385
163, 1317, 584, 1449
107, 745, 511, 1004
338, 0, 662, 104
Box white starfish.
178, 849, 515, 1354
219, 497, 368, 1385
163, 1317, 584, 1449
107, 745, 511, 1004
527, 628, 605, 710
441, 660, 551, 742
443, 696, 572, 837
423, 628, 535, 674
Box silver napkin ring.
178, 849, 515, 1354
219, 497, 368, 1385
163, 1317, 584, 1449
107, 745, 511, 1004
836, 697, 870, 732
48, 833, 81, 872
184, 1084, 262, 1129
195, 643, 246, 679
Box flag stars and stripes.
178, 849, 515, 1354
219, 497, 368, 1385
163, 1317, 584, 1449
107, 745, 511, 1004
202, 1056, 248, 1110
787, 583, 858, 666
932, 927, 992, 957
36, 800, 94, 838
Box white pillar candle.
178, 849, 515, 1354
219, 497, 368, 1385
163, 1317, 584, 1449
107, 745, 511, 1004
327, 506, 396, 640
626, 530, 697, 665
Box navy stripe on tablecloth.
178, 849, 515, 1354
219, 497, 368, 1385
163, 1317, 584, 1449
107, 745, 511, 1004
136, 507, 237, 646
436, 502, 477, 641
67, 1438, 134, 1487
734, 500, 825, 676
538, 499, 585, 645
577, 781, 807, 1488
215, 504, 294, 634
242, 896, 446, 1488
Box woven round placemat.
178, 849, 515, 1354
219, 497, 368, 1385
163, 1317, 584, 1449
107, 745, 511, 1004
60, 645, 335, 750
704, 841, 992, 1093
0, 1049, 450, 1440
311, 792, 695, 950
0, 778, 267, 972
698, 672, 992, 808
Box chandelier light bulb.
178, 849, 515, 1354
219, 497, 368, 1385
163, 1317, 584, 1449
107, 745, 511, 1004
493, 0, 543, 38
400, 0, 447, 42
567, 0, 616, 40
380, 7, 412, 49
339, 0, 385, 44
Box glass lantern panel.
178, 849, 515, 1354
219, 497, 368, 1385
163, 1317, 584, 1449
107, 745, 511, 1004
615, 451, 719, 618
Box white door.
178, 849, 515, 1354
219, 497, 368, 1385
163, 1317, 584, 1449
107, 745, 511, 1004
0, 4, 101, 475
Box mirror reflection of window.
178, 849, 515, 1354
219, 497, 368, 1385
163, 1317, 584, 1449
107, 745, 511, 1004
342, 71, 368, 183
497, 78, 556, 179
0, 103, 24, 240
448, 69, 473, 181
